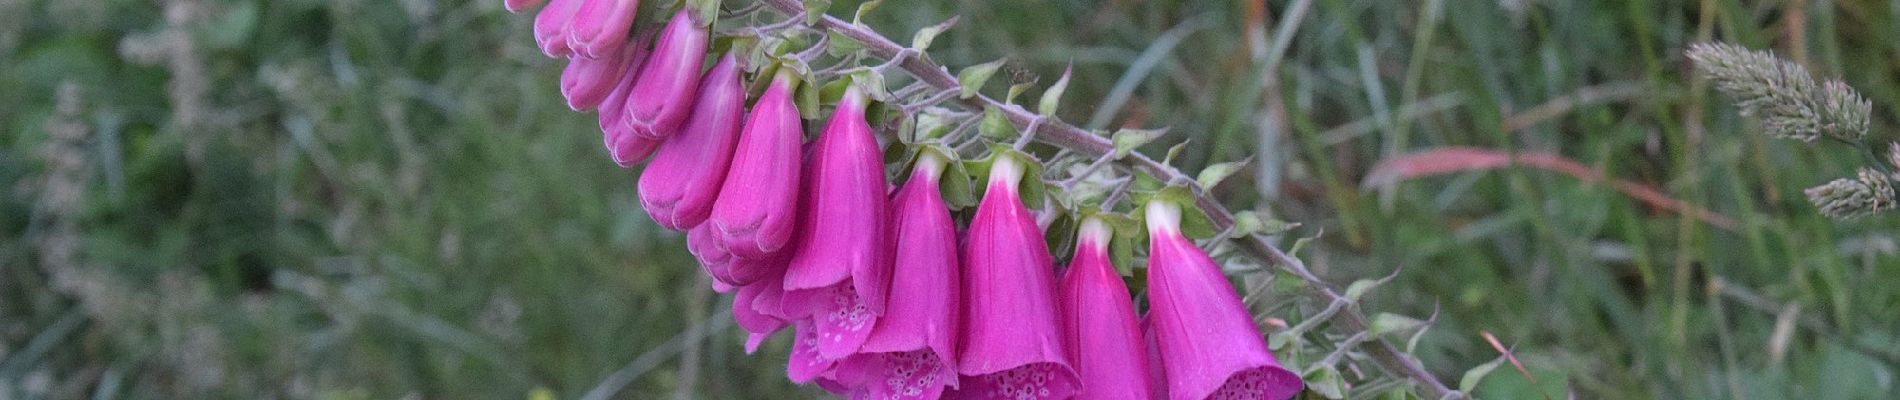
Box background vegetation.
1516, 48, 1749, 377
4, 0, 1898, 398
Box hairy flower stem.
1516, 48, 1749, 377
751, 0, 1459, 397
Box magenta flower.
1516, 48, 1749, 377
833, 151, 962, 399
638, 53, 743, 230
1059, 216, 1154, 399
504, 0, 545, 13
563, 0, 639, 59
1144, 201, 1302, 400
685, 224, 739, 288
592, 49, 659, 167
559, 40, 642, 111
605, 124, 660, 167
789, 320, 843, 384
532, 0, 582, 57
734, 268, 790, 349
779, 87, 892, 360
709, 69, 803, 259
949, 155, 1080, 400
622, 9, 708, 139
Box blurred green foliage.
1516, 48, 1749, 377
3, 0, 1898, 399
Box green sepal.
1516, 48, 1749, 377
888, 142, 976, 210
1132, 185, 1217, 239
1071, 209, 1143, 276
979, 106, 1015, 141
964, 144, 1047, 209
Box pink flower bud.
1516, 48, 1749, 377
833, 152, 962, 399
505, 0, 546, 13
1059, 217, 1155, 399
559, 41, 641, 111
532, 0, 583, 57
564, 0, 639, 59
708, 70, 803, 258
638, 54, 744, 230
1144, 201, 1302, 400
622, 10, 707, 139
949, 155, 1081, 400
590, 43, 659, 167
605, 123, 660, 167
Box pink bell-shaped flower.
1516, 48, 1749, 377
780, 87, 893, 360
708, 69, 803, 259
593, 48, 659, 166
1144, 201, 1302, 400
1060, 216, 1154, 399
622, 9, 708, 139
532, 0, 583, 57
505, 0, 546, 13
638, 53, 743, 230
559, 38, 643, 111
948, 155, 1080, 400
563, 0, 639, 59
833, 151, 962, 399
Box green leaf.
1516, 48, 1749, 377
1196, 157, 1251, 190
1288, 235, 1316, 257
1459, 356, 1508, 393
979, 106, 1015, 140
851, 0, 884, 24
958, 59, 1007, 99
1304, 365, 1347, 399
826, 30, 867, 57
1230, 211, 1299, 237
1110, 128, 1167, 159
910, 112, 952, 142
1038, 65, 1072, 115
1344, 278, 1382, 303
1368, 313, 1426, 337
910, 16, 960, 51
1006, 79, 1037, 104
1163, 141, 1189, 166
686, 0, 720, 27
802, 0, 831, 25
